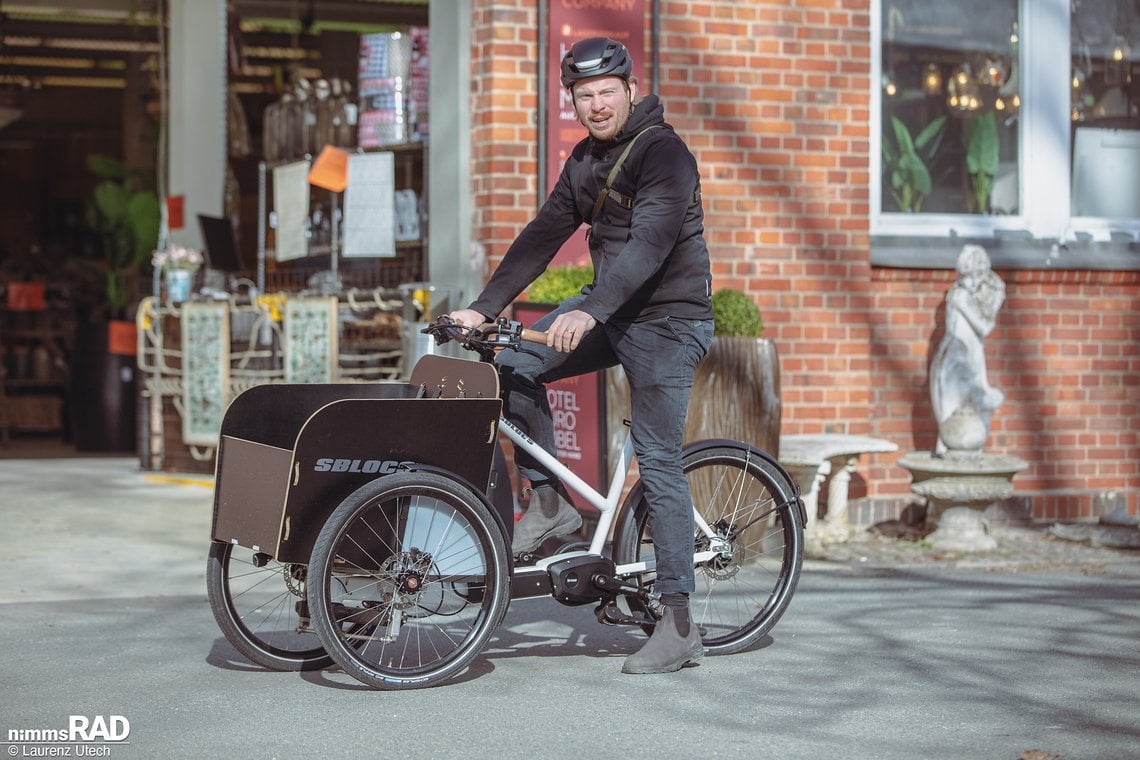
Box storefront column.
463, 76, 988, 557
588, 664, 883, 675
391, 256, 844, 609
427, 0, 475, 303
167, 0, 227, 250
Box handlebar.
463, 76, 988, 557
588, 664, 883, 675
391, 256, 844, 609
421, 316, 548, 361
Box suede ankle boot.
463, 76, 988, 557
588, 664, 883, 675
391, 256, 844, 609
511, 484, 582, 556
621, 602, 704, 674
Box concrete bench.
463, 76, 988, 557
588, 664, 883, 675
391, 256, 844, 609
779, 434, 899, 543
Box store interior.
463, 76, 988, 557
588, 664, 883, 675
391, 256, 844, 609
0, 0, 433, 457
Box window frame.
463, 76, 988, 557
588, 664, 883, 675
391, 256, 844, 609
870, 0, 1140, 257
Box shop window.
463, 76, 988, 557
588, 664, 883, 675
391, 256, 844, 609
878, 0, 1021, 216
873, 0, 1140, 252
1070, 0, 1140, 220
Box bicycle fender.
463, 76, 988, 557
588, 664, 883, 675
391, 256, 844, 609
611, 438, 805, 543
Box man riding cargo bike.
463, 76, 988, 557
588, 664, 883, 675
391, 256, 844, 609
206, 37, 805, 690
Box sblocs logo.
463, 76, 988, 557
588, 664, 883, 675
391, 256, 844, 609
312, 458, 412, 474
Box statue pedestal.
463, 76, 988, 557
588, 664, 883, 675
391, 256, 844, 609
898, 451, 1027, 552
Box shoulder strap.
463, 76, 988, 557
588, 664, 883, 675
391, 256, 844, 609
591, 125, 661, 221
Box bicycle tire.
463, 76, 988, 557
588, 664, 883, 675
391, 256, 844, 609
612, 444, 804, 655
307, 471, 511, 690
206, 541, 331, 671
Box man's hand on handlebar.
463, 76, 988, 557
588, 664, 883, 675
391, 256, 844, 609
547, 309, 596, 353
446, 308, 487, 329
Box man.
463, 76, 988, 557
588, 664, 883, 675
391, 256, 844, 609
448, 37, 714, 674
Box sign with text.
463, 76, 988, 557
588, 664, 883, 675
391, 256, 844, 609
514, 302, 607, 511
545, 0, 647, 267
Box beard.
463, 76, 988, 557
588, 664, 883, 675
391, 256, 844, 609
578, 100, 633, 142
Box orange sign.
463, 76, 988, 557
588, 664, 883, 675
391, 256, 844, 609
308, 145, 350, 192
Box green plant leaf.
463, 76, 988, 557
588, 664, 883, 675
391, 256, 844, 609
890, 116, 916, 155
86, 153, 128, 181
914, 115, 946, 151
966, 111, 999, 176
899, 153, 932, 195
126, 191, 161, 264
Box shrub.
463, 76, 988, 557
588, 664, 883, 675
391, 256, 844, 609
711, 289, 763, 337
526, 264, 594, 305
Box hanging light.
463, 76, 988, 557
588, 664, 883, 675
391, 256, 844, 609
947, 63, 979, 115
1110, 33, 1130, 63
922, 63, 942, 96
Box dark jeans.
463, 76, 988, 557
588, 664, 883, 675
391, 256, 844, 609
496, 296, 714, 594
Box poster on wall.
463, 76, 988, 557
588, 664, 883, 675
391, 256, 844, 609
546, 0, 648, 267
272, 160, 311, 262
358, 32, 412, 148
408, 26, 430, 140
343, 152, 397, 258
514, 302, 606, 509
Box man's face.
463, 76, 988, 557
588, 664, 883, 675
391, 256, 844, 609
571, 75, 637, 142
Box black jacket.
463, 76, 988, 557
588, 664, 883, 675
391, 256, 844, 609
469, 94, 713, 325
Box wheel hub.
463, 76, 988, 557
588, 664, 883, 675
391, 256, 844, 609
697, 521, 741, 580
382, 548, 434, 609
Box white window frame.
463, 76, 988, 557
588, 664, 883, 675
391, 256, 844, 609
870, 0, 1140, 245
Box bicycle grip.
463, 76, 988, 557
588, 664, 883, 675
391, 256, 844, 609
478, 323, 549, 344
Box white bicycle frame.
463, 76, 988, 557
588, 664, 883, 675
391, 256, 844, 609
496, 415, 728, 575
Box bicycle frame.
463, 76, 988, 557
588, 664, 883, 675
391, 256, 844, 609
497, 411, 728, 578
418, 317, 732, 581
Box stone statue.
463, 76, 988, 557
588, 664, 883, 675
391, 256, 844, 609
929, 245, 1006, 456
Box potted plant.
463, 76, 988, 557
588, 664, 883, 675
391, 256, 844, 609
78, 153, 161, 320
515, 263, 595, 333
152, 244, 204, 304
604, 288, 782, 465
69, 154, 161, 452
881, 114, 947, 213
523, 264, 595, 307
684, 289, 781, 456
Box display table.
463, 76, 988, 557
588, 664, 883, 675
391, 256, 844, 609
136, 291, 403, 473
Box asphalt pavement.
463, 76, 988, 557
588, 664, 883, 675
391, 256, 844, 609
0, 456, 1137, 760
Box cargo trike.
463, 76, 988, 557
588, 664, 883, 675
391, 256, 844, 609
207, 317, 805, 689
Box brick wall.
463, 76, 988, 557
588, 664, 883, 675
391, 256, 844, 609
471, 3, 541, 267
469, 0, 1140, 522
869, 268, 1140, 520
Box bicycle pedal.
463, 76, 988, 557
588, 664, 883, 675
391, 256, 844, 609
595, 603, 653, 627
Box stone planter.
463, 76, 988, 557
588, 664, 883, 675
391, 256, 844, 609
686, 336, 781, 456
605, 336, 781, 463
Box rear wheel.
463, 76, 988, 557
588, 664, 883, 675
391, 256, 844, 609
206, 541, 330, 671
613, 445, 804, 654
307, 471, 511, 689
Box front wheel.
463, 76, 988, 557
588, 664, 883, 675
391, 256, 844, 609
307, 471, 511, 690
206, 541, 331, 671
613, 444, 804, 655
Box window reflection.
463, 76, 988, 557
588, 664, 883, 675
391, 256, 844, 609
1071, 0, 1140, 219
880, 0, 1020, 215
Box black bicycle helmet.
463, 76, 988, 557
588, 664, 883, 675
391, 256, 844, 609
560, 37, 633, 89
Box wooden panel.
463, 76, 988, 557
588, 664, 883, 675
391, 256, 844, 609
211, 436, 292, 553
